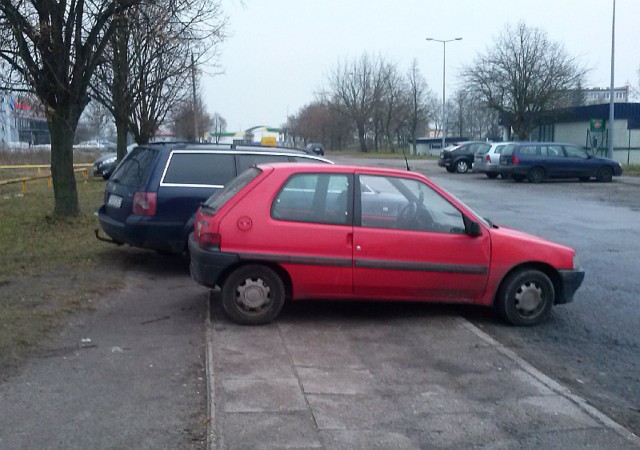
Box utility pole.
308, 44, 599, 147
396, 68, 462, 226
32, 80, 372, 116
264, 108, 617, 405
191, 53, 199, 142
607, 0, 616, 160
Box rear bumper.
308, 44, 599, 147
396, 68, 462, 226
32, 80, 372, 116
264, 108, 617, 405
189, 233, 239, 288
474, 164, 500, 174
98, 205, 186, 253
556, 269, 586, 304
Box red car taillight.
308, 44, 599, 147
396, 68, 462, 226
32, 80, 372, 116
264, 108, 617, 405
133, 192, 157, 216
198, 232, 221, 249
512, 155, 519, 165
195, 218, 221, 249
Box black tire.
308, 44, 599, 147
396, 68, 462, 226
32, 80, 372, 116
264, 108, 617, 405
221, 265, 285, 325
527, 167, 545, 183
445, 166, 456, 173
596, 166, 613, 183
496, 269, 554, 326
455, 159, 470, 174
486, 172, 499, 179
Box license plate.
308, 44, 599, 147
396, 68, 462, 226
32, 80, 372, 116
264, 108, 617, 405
107, 194, 122, 208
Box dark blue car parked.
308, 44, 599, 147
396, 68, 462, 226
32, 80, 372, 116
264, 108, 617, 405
97, 143, 331, 254
499, 142, 623, 183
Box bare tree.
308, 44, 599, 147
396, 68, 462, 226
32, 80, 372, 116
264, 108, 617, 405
405, 59, 436, 153
80, 101, 113, 143
447, 88, 499, 140
462, 22, 587, 140
171, 93, 213, 141
91, 0, 226, 155
211, 113, 227, 143
328, 53, 387, 152
0, 0, 143, 216
374, 60, 406, 151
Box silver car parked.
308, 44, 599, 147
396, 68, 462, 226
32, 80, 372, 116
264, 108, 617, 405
474, 142, 512, 179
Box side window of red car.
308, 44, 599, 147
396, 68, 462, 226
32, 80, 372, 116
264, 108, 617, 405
271, 173, 351, 225
359, 175, 466, 234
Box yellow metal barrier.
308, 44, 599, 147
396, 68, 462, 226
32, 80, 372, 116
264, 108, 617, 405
0, 167, 90, 194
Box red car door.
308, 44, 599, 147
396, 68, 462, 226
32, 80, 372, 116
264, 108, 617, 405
352, 173, 491, 302
266, 171, 354, 299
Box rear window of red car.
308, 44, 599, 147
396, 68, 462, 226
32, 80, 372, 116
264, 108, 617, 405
202, 167, 262, 211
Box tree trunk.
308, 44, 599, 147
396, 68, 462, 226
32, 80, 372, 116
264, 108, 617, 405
48, 111, 79, 216
357, 123, 368, 152
113, 13, 130, 160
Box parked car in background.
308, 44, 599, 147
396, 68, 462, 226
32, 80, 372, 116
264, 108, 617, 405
499, 142, 623, 183
76, 139, 117, 151
189, 162, 584, 326
97, 143, 331, 254
92, 152, 118, 179
438, 141, 491, 173
92, 144, 138, 179
473, 142, 512, 179
305, 143, 325, 156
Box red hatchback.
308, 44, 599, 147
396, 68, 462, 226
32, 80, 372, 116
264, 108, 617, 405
189, 164, 584, 326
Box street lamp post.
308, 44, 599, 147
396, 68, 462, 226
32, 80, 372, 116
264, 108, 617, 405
426, 37, 462, 150
608, 0, 616, 160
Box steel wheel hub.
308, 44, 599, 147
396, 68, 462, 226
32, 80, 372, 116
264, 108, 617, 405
515, 282, 543, 315
236, 279, 271, 310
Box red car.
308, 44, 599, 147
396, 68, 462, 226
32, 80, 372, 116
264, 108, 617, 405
189, 163, 584, 326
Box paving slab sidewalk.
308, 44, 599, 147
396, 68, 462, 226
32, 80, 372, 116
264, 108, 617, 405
206, 297, 640, 450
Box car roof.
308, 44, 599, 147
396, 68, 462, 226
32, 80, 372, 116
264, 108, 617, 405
254, 162, 429, 180
131, 142, 332, 162
136, 142, 317, 156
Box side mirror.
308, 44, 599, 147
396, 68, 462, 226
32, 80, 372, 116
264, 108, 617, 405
463, 216, 483, 237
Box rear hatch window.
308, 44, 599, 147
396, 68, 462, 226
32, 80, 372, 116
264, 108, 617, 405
201, 167, 262, 214
110, 147, 159, 187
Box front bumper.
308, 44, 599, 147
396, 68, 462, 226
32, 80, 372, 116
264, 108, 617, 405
189, 233, 239, 288
556, 268, 586, 304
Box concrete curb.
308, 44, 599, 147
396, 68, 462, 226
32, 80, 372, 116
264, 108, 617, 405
206, 291, 217, 450
458, 318, 640, 447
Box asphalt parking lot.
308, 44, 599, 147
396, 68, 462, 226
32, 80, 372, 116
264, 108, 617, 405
1, 156, 639, 449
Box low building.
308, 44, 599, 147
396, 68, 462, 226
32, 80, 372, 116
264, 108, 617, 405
531, 103, 640, 164
582, 86, 629, 105
1, 93, 50, 148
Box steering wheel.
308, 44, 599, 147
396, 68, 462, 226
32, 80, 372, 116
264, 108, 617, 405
397, 202, 418, 229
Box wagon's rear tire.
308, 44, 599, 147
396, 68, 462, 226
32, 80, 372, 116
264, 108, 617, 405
221, 265, 285, 325
527, 167, 545, 183
496, 269, 554, 326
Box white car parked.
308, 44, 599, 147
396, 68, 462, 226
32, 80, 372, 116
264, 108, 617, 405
473, 142, 513, 179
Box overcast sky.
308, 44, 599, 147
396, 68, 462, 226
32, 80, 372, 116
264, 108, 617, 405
202, 0, 640, 132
